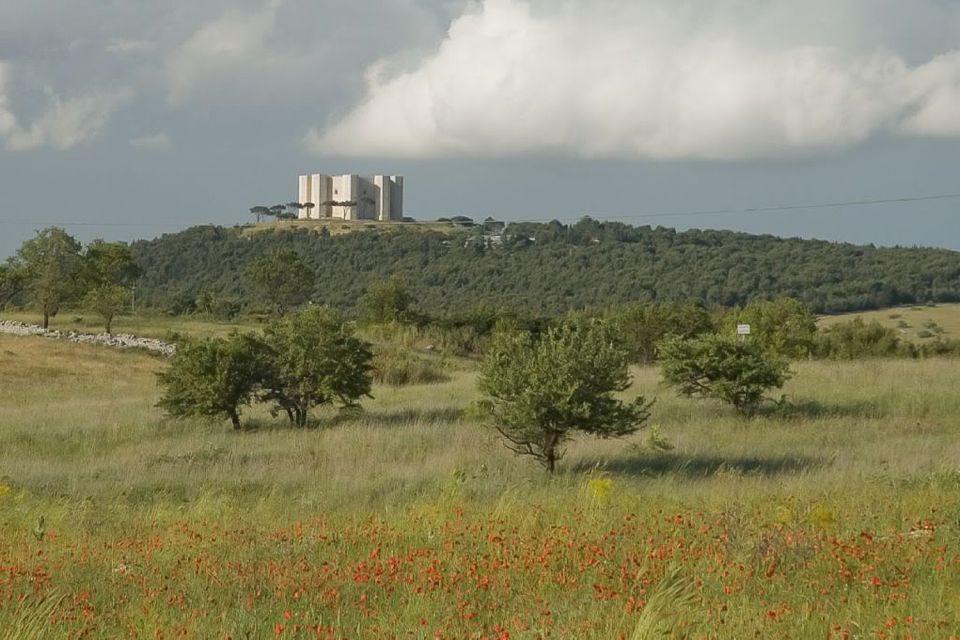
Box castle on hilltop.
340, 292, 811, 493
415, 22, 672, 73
297, 173, 404, 221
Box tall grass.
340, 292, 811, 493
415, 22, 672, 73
0, 333, 958, 636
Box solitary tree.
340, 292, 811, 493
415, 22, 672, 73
259, 306, 373, 428
246, 250, 314, 316
83, 240, 142, 333
659, 334, 791, 415
15, 228, 84, 328
478, 318, 652, 473
157, 332, 266, 430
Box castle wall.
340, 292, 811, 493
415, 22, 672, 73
298, 172, 404, 221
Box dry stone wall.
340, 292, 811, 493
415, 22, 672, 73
0, 320, 175, 357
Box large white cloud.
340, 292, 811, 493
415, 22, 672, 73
307, 0, 960, 159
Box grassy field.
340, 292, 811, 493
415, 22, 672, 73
0, 332, 958, 638
820, 303, 960, 343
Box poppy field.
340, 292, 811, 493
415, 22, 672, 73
1, 334, 959, 638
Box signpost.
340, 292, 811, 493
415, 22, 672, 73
737, 324, 751, 339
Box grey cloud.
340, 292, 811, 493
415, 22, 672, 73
163, 0, 452, 109
308, 0, 960, 159
5, 87, 132, 151
130, 132, 172, 150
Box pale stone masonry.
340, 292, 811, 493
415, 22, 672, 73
297, 173, 404, 221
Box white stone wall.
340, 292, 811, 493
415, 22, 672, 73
298, 172, 404, 221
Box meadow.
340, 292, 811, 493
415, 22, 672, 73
0, 322, 959, 638
819, 303, 960, 344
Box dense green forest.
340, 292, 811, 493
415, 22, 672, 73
129, 219, 960, 316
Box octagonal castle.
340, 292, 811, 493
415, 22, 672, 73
297, 173, 404, 221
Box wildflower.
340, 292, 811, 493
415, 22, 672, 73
587, 478, 614, 504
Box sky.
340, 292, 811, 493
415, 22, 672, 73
1, 0, 959, 259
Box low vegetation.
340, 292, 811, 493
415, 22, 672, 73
477, 318, 652, 472
659, 333, 791, 415
158, 307, 373, 430
0, 329, 958, 637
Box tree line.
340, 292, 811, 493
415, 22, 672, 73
1, 228, 140, 332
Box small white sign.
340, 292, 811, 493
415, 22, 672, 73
737, 324, 752, 336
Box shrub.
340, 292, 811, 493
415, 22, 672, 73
814, 318, 903, 359
157, 332, 266, 430
610, 302, 715, 364
259, 307, 373, 428
371, 346, 448, 386
478, 318, 651, 473
722, 297, 817, 359
659, 334, 791, 415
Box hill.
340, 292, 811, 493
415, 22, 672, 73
129, 219, 960, 316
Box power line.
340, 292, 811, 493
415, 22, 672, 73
0, 220, 213, 228
520, 192, 960, 223
0, 192, 957, 228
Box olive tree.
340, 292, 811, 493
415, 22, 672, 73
478, 318, 652, 473
259, 306, 373, 428
659, 334, 791, 415
156, 332, 266, 430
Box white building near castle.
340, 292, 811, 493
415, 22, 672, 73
297, 173, 404, 221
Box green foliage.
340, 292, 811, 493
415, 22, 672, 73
84, 240, 142, 287
259, 306, 373, 428
14, 228, 84, 328
360, 276, 414, 325
659, 334, 791, 415
813, 318, 903, 359
157, 332, 266, 430
128, 222, 960, 318
371, 345, 448, 386
0, 262, 23, 307
723, 297, 817, 358
81, 241, 142, 333
610, 302, 715, 364
245, 250, 314, 315
83, 284, 130, 334
478, 318, 652, 473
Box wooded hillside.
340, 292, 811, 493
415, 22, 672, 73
129, 219, 960, 316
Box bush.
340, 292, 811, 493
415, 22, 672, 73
478, 318, 651, 473
372, 346, 448, 386
659, 334, 791, 415
156, 332, 266, 430
610, 302, 715, 364
814, 318, 903, 359
722, 297, 817, 359
259, 307, 374, 428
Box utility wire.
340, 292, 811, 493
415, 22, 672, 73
518, 192, 960, 223
0, 192, 957, 227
